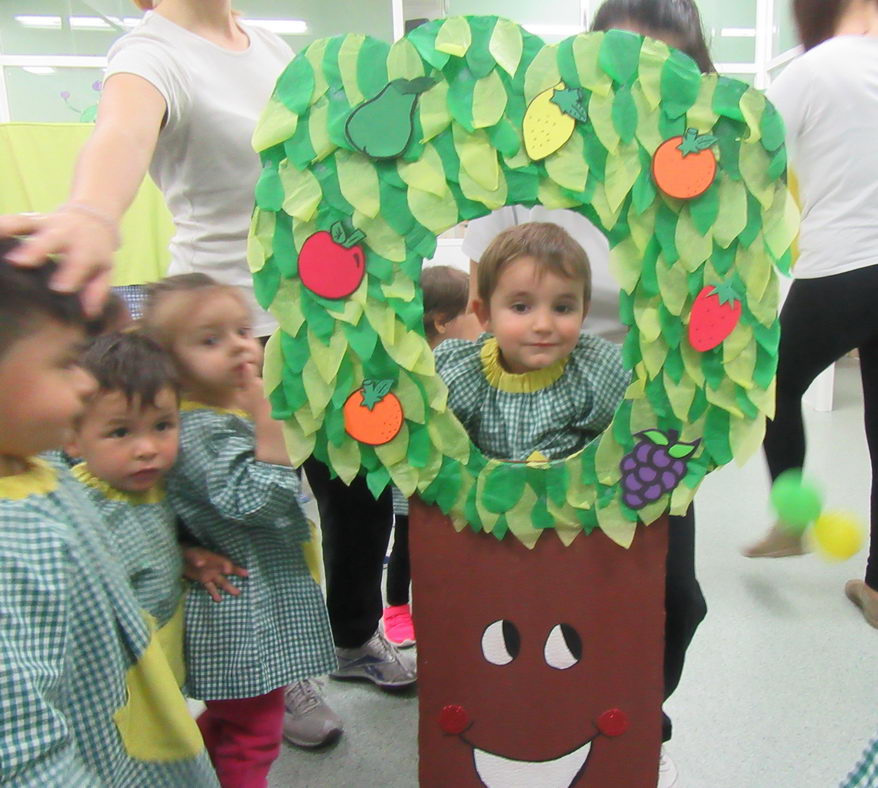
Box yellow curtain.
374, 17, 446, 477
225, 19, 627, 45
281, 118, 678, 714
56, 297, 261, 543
0, 122, 174, 286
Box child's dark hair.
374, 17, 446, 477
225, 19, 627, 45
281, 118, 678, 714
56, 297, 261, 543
0, 239, 86, 360
422, 266, 470, 342
80, 331, 180, 408
591, 0, 716, 73
85, 292, 131, 338
477, 223, 591, 306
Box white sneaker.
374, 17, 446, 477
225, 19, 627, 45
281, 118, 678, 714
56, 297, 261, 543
658, 745, 679, 788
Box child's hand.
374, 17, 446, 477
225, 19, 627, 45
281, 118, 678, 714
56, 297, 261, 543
182, 547, 249, 603
235, 359, 268, 417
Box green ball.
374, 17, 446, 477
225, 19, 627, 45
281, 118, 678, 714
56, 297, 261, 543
770, 470, 823, 530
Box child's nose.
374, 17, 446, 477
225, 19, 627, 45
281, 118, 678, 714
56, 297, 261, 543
532, 308, 553, 331
134, 436, 158, 458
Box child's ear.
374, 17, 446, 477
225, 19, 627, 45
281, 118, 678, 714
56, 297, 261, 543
471, 299, 491, 331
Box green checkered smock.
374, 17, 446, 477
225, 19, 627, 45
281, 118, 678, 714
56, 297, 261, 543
434, 332, 629, 461
166, 403, 336, 701
843, 733, 878, 788
71, 464, 183, 628
0, 460, 218, 787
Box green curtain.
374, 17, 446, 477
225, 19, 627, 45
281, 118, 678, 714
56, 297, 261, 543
0, 122, 174, 286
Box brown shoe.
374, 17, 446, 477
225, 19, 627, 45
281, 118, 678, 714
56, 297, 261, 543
844, 579, 878, 629
743, 523, 807, 558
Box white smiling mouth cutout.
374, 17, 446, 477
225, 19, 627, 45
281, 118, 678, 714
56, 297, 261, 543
472, 738, 593, 788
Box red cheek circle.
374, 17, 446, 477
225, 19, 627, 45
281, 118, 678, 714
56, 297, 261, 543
439, 705, 469, 735
596, 708, 629, 737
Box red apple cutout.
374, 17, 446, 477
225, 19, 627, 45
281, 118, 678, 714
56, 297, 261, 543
298, 220, 367, 300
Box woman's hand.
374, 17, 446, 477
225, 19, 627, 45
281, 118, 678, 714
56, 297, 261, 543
0, 208, 117, 316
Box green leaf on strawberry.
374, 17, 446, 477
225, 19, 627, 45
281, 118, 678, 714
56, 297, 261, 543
550, 88, 589, 123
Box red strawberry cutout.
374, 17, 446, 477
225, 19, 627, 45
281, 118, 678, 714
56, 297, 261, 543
688, 282, 742, 352
298, 220, 367, 300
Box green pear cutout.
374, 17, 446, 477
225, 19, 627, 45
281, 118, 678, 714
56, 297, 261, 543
345, 77, 435, 160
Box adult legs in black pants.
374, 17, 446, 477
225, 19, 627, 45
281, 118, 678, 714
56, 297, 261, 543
663, 506, 707, 743
746, 268, 878, 624
303, 458, 417, 685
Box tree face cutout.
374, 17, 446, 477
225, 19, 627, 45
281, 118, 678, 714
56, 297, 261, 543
250, 18, 797, 549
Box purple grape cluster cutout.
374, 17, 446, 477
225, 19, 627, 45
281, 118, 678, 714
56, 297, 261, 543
620, 430, 700, 510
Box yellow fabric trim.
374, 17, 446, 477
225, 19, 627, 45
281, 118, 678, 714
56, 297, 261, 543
71, 463, 165, 505
0, 458, 58, 500
479, 337, 567, 393
156, 598, 187, 690
303, 518, 323, 586
0, 123, 174, 286
180, 399, 249, 420
114, 614, 204, 762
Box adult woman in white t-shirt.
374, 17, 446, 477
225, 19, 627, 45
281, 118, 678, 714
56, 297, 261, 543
744, 0, 878, 628
1, 0, 286, 335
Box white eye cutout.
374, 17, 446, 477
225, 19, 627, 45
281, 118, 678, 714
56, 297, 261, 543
481, 619, 520, 666
544, 623, 582, 670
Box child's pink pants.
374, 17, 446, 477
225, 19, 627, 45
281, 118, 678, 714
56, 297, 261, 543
197, 687, 286, 788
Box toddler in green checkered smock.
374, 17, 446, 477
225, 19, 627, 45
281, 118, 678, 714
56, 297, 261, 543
434, 222, 629, 462
384, 266, 482, 650
0, 255, 217, 786
143, 273, 336, 787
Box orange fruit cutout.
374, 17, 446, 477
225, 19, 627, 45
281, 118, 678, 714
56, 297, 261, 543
651, 128, 718, 200
343, 379, 404, 446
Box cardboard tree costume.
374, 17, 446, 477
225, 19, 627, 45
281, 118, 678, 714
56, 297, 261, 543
250, 17, 797, 788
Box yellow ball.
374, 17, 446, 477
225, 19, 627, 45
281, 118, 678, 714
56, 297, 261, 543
811, 512, 864, 561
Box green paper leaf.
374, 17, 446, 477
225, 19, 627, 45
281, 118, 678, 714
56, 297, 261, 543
611, 84, 638, 143
435, 16, 472, 58
280, 162, 322, 222
276, 56, 315, 114
545, 130, 588, 192
598, 30, 642, 85
253, 97, 298, 153
466, 16, 498, 78
387, 38, 426, 81
489, 18, 523, 77
472, 70, 508, 129
366, 465, 391, 500
343, 319, 378, 360
712, 78, 747, 122
338, 34, 366, 106
660, 50, 701, 119
255, 164, 284, 212
688, 184, 720, 235
407, 21, 448, 70
482, 463, 526, 514
523, 44, 562, 104
357, 38, 390, 99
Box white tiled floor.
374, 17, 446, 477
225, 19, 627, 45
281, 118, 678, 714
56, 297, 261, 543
270, 357, 876, 787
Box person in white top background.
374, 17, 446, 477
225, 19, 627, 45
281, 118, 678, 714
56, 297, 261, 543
0, 0, 349, 756
744, 0, 878, 629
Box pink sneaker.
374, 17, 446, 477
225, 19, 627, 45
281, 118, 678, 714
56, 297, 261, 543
382, 604, 416, 648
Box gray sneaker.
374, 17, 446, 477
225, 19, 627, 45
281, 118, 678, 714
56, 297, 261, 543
331, 630, 417, 689
282, 679, 343, 748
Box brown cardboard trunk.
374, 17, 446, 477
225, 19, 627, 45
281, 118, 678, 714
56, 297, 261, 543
410, 497, 668, 788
